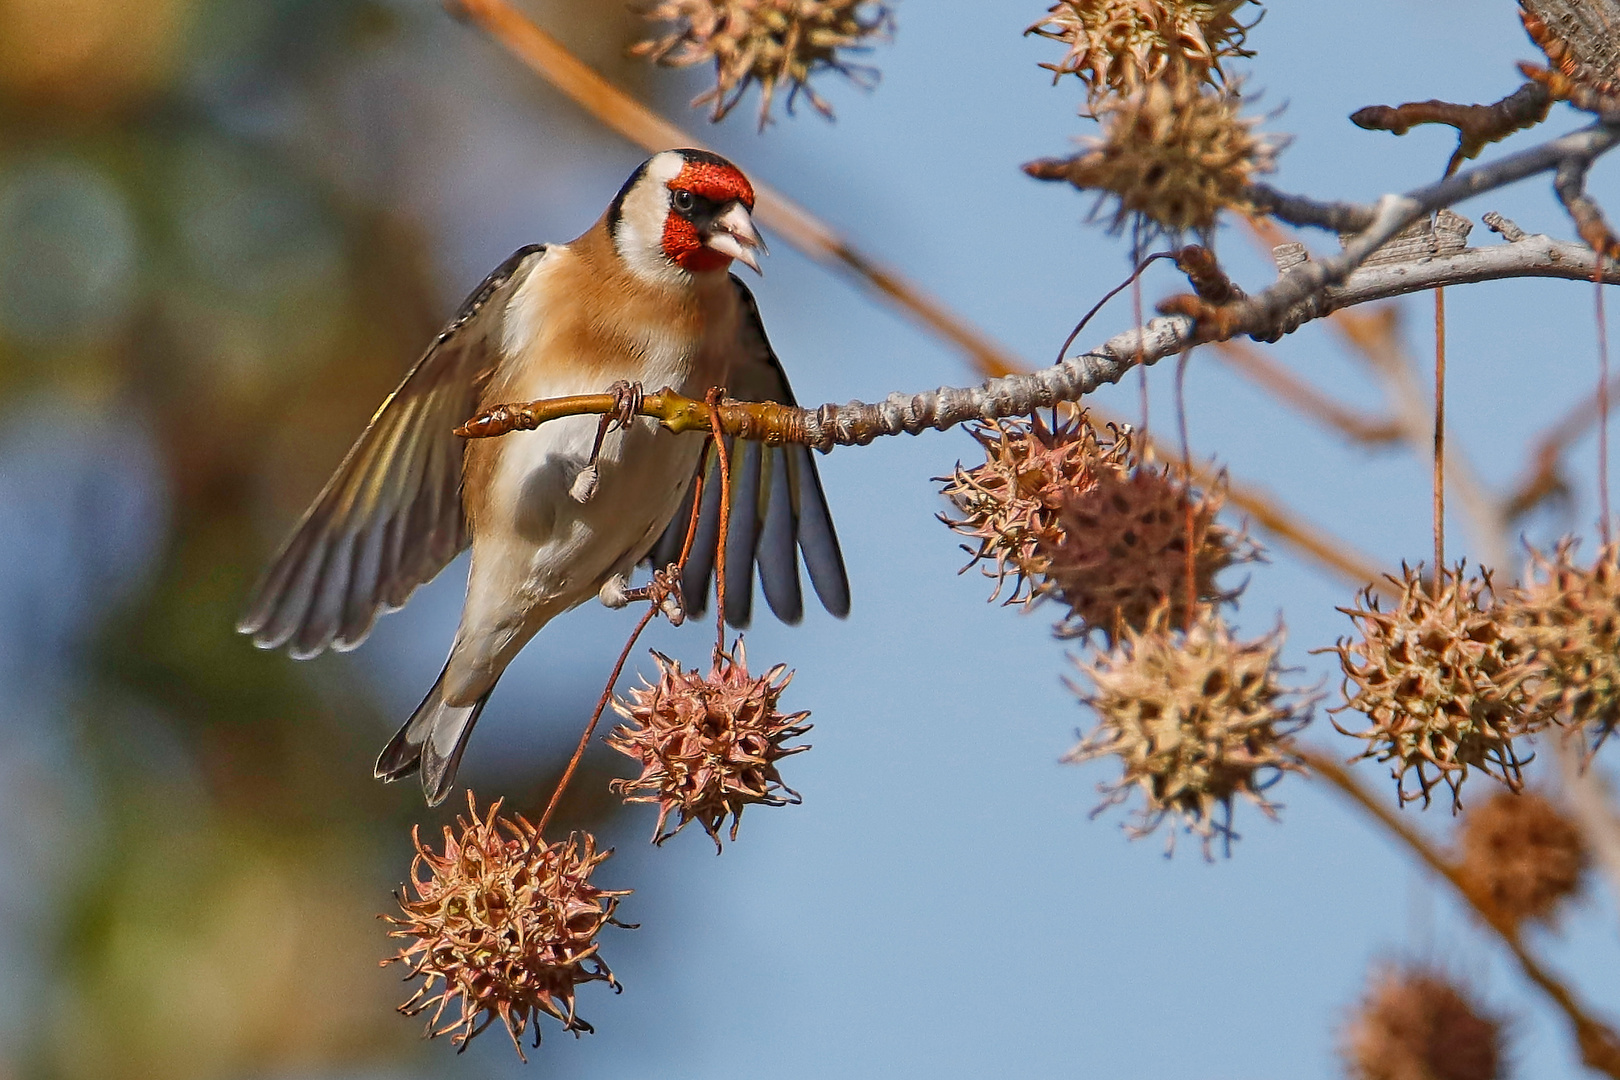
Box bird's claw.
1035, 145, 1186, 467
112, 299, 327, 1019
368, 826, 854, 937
606, 380, 645, 431
577, 382, 647, 504
607, 564, 686, 625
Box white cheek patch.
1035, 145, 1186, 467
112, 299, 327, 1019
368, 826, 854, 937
614, 152, 690, 287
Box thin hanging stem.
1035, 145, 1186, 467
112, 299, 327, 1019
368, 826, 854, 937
539, 606, 658, 837
708, 390, 733, 656
537, 452, 710, 836
1597, 269, 1613, 543
1176, 348, 1197, 628
1433, 285, 1447, 594
1133, 284, 1149, 437
1053, 251, 1176, 368
1130, 217, 1149, 437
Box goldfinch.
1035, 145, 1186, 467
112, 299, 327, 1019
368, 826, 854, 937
238, 149, 848, 805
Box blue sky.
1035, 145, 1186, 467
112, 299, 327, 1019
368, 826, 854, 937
4, 1, 1616, 1076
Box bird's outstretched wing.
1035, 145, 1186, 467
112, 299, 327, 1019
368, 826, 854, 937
239, 245, 549, 658
647, 276, 851, 627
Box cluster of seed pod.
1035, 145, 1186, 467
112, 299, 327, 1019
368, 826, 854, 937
1022, 0, 1278, 246
634, 0, 893, 127
606, 641, 811, 850
1327, 542, 1620, 810
941, 410, 1317, 857
1342, 964, 1507, 1080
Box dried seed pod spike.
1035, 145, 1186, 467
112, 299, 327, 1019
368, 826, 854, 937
1457, 790, 1588, 927
1023, 65, 1283, 248
1342, 964, 1506, 1080
1507, 539, 1620, 753
608, 641, 811, 849
635, 0, 894, 128
1067, 607, 1314, 858
1027, 0, 1260, 99
383, 792, 627, 1058
1046, 458, 1258, 643
938, 411, 1138, 608
1327, 562, 1549, 810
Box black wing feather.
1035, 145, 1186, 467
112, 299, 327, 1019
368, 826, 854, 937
678, 440, 727, 618
651, 276, 848, 627
755, 447, 804, 623
723, 438, 765, 626
789, 442, 850, 617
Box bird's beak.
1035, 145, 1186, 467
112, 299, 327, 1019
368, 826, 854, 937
703, 201, 767, 275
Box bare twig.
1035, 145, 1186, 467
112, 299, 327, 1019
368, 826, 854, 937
1524, 63, 1620, 122
1350, 82, 1553, 177
1180, 123, 1620, 344
1557, 157, 1620, 260
1246, 123, 1619, 242
1522, 0, 1620, 85
1552, 735, 1620, 923
1176, 245, 1247, 306
1304, 749, 1620, 1080
1318, 229, 1620, 306
460, 233, 1620, 470
1210, 339, 1404, 446
1502, 366, 1620, 523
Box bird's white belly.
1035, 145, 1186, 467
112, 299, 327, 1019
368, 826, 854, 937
448, 409, 705, 704
501, 412, 705, 601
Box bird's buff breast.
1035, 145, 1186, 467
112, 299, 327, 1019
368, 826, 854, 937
468, 273, 739, 624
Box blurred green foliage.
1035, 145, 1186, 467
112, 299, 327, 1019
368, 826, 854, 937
0, 0, 642, 1074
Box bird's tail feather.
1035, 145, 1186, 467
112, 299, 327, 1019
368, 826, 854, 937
375, 659, 495, 807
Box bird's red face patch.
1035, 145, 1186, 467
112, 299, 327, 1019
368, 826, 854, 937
661, 215, 730, 273
670, 158, 755, 211
663, 158, 755, 273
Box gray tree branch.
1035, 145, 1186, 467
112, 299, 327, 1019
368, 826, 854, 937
794, 226, 1620, 450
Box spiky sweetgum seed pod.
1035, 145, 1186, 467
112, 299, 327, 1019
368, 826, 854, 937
937, 411, 1133, 606
1027, 0, 1259, 98
607, 641, 810, 850
383, 793, 627, 1060
1328, 563, 1548, 811
1507, 539, 1620, 751
1023, 65, 1282, 242
1066, 607, 1313, 857
1342, 965, 1506, 1080
1457, 790, 1587, 927
634, 0, 893, 127
1044, 460, 1256, 642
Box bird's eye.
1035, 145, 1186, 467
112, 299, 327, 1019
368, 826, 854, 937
672, 189, 696, 214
